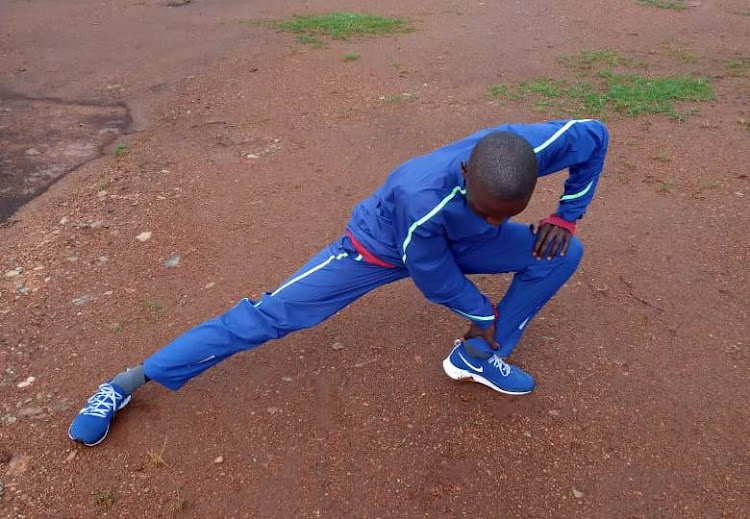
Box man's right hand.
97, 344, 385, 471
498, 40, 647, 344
464, 321, 499, 350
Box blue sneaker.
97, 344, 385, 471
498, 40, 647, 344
68, 383, 131, 446
443, 339, 535, 395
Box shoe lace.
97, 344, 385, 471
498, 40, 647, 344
81, 384, 120, 418
489, 355, 511, 376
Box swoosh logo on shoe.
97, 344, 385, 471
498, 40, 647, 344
457, 351, 483, 372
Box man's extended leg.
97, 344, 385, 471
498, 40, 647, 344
143, 238, 407, 390
69, 235, 407, 445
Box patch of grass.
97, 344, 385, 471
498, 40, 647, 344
274, 12, 412, 47
606, 74, 713, 118
113, 143, 129, 157
637, 0, 687, 10
734, 9, 750, 16
147, 449, 166, 468
725, 55, 750, 75
662, 41, 700, 64
652, 151, 672, 162
385, 93, 418, 103
559, 49, 624, 74
91, 490, 115, 508
168, 491, 187, 515
109, 321, 124, 332
489, 84, 511, 98
142, 299, 162, 315
344, 52, 360, 62
392, 62, 409, 77
296, 34, 324, 47
490, 74, 713, 119
658, 181, 673, 193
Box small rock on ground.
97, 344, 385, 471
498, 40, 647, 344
164, 254, 181, 268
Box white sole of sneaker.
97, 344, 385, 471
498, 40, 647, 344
442, 357, 533, 396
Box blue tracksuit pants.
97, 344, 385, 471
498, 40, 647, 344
143, 222, 583, 390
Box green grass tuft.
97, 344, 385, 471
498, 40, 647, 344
559, 49, 624, 73
490, 74, 713, 119
113, 143, 129, 157
725, 55, 750, 75
91, 490, 115, 508
275, 12, 412, 46
606, 74, 713, 117
344, 52, 360, 62
637, 0, 687, 10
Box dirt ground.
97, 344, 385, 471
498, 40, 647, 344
1, 0, 748, 517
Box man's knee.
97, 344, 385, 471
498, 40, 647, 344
565, 236, 584, 266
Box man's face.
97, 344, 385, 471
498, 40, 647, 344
462, 162, 531, 226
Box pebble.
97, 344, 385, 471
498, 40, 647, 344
98, 256, 109, 264
103, 290, 113, 296
572, 489, 584, 499
17, 377, 35, 389
246, 154, 259, 159
59, 216, 69, 225
66, 256, 79, 263
281, 376, 293, 382
548, 409, 560, 416
65, 450, 77, 462
331, 342, 345, 350
97, 190, 108, 199
523, 431, 532, 438
164, 254, 181, 268
267, 407, 280, 415
25, 148, 41, 156
1, 415, 17, 426
204, 282, 215, 289
4, 270, 20, 279
136, 231, 152, 242
214, 456, 224, 464
32, 266, 44, 271
72, 295, 95, 306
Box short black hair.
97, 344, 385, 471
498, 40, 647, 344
467, 131, 538, 201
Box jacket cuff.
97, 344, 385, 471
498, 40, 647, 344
541, 214, 577, 235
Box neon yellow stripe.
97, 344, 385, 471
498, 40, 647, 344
559, 180, 593, 201
533, 119, 592, 154
401, 185, 466, 263
454, 309, 495, 321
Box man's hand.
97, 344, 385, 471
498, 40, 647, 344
531, 221, 573, 260
464, 321, 499, 350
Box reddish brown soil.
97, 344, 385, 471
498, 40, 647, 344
1, 0, 748, 518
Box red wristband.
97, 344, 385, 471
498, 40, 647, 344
540, 214, 577, 235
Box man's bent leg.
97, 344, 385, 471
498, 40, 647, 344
144, 236, 407, 390
454, 222, 583, 357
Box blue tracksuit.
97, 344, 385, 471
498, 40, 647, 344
144, 119, 609, 390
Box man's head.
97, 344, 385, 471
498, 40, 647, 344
462, 131, 538, 226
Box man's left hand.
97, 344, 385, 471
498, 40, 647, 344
531, 221, 572, 260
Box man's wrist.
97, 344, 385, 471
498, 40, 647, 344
541, 214, 577, 234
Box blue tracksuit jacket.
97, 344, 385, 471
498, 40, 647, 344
346, 119, 609, 328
